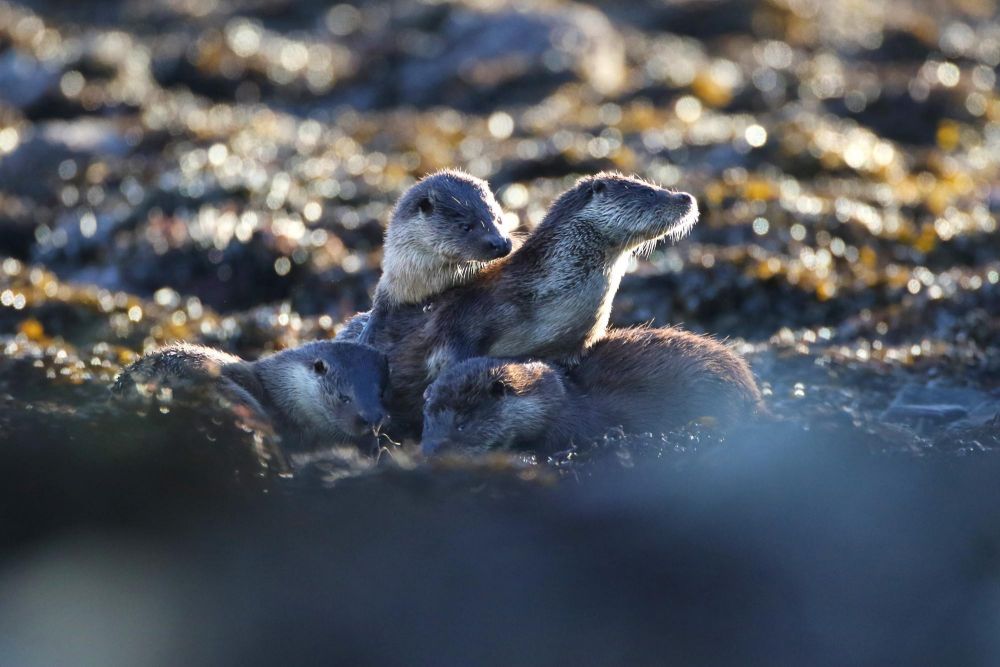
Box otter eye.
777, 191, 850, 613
592, 181, 607, 195
313, 359, 328, 375
418, 197, 433, 215
460, 221, 473, 232
339, 393, 352, 404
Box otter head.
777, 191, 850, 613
547, 172, 699, 254
259, 341, 389, 442
387, 170, 513, 266
420, 358, 565, 456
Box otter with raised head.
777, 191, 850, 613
420, 327, 764, 455
340, 170, 513, 344
379, 172, 699, 437
112, 341, 389, 452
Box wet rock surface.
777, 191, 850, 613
1, 0, 1000, 663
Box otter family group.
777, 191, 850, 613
114, 171, 762, 458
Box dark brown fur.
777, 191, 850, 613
421, 327, 764, 455
369, 172, 699, 439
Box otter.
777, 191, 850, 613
343, 170, 512, 345
420, 327, 764, 455
372, 172, 699, 438
111, 341, 390, 453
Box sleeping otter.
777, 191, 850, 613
420, 327, 763, 455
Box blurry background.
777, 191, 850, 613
1, 0, 996, 455
1, 1, 1000, 665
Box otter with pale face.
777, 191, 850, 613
344, 170, 513, 344
253, 341, 389, 449
382, 172, 699, 438
112, 341, 389, 452
421, 327, 763, 455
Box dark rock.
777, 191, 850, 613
864, 28, 935, 63
825, 88, 954, 146
589, 0, 759, 38
883, 383, 1000, 430
4, 426, 1000, 664
380, 4, 624, 110
0, 50, 62, 111
0, 119, 130, 199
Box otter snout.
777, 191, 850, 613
480, 233, 513, 260
359, 408, 387, 430
421, 416, 453, 455
656, 191, 699, 239
659, 191, 695, 211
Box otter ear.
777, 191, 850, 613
590, 180, 607, 196
418, 190, 435, 215
490, 378, 510, 398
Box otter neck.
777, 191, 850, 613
511, 216, 627, 294
253, 356, 327, 438
377, 236, 483, 307
489, 219, 629, 356
221, 359, 266, 404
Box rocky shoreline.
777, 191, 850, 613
1, 0, 999, 662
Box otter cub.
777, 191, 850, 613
112, 341, 389, 452
382, 172, 698, 437
420, 327, 763, 455
347, 170, 512, 344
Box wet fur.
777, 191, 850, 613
351, 170, 511, 345
422, 327, 764, 454
373, 172, 699, 438
376, 169, 509, 307
568, 326, 764, 430
113, 341, 389, 452
111, 342, 266, 415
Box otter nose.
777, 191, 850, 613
361, 409, 387, 429
663, 191, 695, 208
486, 236, 512, 259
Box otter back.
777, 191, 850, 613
420, 326, 764, 455
569, 326, 765, 432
